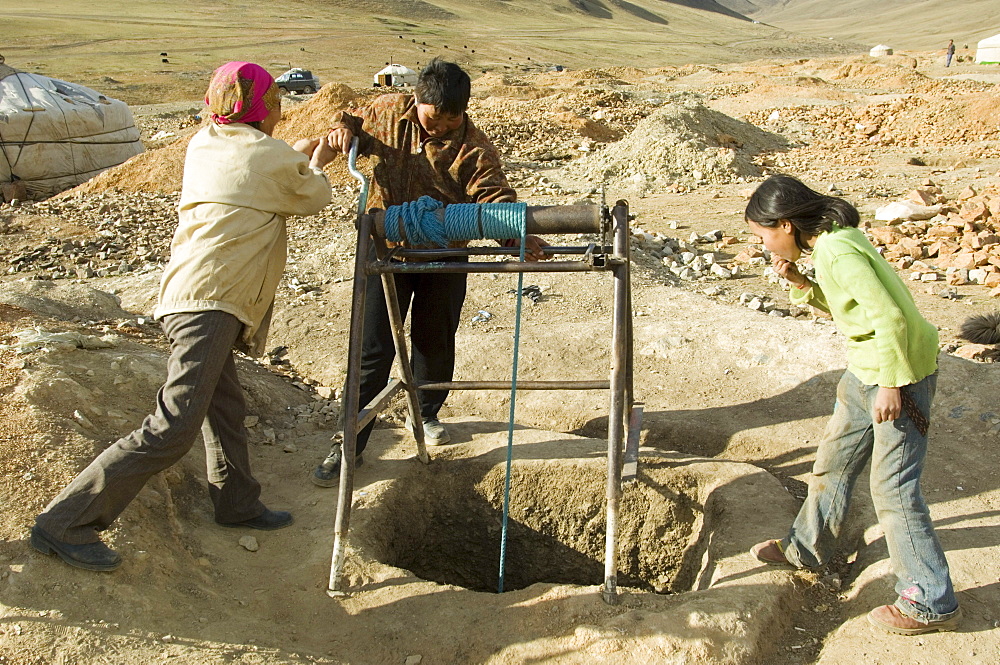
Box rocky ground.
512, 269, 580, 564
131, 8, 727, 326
1, 52, 1000, 664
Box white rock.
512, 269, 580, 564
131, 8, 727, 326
243, 415, 260, 428
874, 201, 941, 223
239, 536, 259, 552
968, 268, 988, 284
73, 410, 95, 429
710, 263, 732, 279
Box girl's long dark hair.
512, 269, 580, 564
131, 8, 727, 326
745, 174, 860, 250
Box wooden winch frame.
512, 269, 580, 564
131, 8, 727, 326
326, 198, 640, 605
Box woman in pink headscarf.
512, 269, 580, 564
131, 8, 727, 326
31, 62, 336, 572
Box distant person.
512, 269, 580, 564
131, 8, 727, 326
31, 61, 336, 571
311, 58, 548, 487
746, 175, 960, 635
946, 39, 956, 67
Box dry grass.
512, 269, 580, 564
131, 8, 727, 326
3, 0, 857, 103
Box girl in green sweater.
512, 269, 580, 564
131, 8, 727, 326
746, 175, 959, 635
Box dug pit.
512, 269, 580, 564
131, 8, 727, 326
363, 456, 705, 594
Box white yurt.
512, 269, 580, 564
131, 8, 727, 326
373, 64, 419, 88
869, 44, 894, 57
975, 33, 1000, 64
0, 61, 143, 200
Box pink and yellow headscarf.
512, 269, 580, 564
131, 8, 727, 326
205, 61, 279, 125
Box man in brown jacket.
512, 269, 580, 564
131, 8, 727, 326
313, 59, 545, 485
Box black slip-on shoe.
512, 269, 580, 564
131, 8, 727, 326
217, 508, 294, 531
30, 525, 122, 572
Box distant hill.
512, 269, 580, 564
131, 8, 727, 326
718, 0, 1000, 50
712, 0, 781, 15
658, 0, 751, 21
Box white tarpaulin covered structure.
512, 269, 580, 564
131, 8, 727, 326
0, 63, 143, 199
373, 64, 418, 88
869, 44, 894, 57
976, 33, 1000, 64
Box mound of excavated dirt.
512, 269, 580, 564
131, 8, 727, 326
69, 134, 193, 195
832, 62, 929, 88
275, 82, 363, 141
67, 83, 372, 196
568, 99, 786, 192
746, 91, 1000, 151
473, 72, 558, 100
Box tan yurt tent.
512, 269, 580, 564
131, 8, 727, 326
0, 61, 143, 200
869, 44, 894, 57
975, 33, 1000, 64
373, 64, 418, 88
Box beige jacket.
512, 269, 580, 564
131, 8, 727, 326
154, 123, 331, 355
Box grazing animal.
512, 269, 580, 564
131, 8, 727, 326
959, 312, 1000, 344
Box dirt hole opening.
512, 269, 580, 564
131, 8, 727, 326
365, 458, 702, 593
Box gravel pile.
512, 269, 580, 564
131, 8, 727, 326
8, 192, 179, 279
568, 97, 786, 194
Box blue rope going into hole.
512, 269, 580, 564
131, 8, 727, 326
383, 196, 527, 592
498, 215, 526, 594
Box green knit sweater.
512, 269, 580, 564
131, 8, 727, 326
790, 225, 938, 387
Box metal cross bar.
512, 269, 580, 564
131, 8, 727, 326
415, 380, 611, 391
371, 260, 623, 274
386, 245, 613, 260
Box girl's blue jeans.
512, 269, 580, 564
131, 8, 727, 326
781, 370, 958, 623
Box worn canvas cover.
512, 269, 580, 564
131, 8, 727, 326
0, 65, 143, 199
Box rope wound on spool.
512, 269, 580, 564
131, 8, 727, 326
384, 196, 527, 247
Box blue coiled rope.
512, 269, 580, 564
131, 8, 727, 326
384, 195, 526, 246
382, 196, 527, 593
